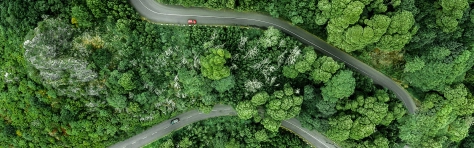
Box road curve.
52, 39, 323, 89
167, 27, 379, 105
130, 0, 417, 114
108, 104, 339, 148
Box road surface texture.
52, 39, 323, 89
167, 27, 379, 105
109, 104, 338, 148
130, 0, 417, 114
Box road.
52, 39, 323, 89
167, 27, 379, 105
109, 104, 338, 148
130, 0, 417, 114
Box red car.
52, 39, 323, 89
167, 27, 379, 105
187, 19, 197, 24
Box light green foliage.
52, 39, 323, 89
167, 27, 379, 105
386, 11, 415, 35
321, 70, 356, 102
178, 137, 193, 148
310, 69, 332, 84
267, 99, 282, 110
349, 117, 376, 140
336, 15, 391, 52
310, 56, 340, 84
261, 84, 303, 131
340, 25, 376, 51
334, 90, 403, 140
316, 56, 341, 74
261, 118, 280, 132
376, 10, 416, 51
294, 61, 311, 73
303, 47, 317, 64
321, 0, 416, 52
211, 75, 235, 93
268, 108, 287, 121
106, 94, 127, 109
160, 139, 175, 148
404, 47, 473, 91
293, 96, 303, 106
398, 91, 474, 147
118, 72, 136, 91
236, 101, 258, 120
403, 57, 425, 72
200, 48, 231, 80
251, 91, 270, 106
283, 83, 293, 96
326, 115, 353, 142
364, 15, 391, 38
255, 130, 268, 142
282, 65, 299, 78
447, 117, 473, 142
259, 26, 282, 48
284, 46, 318, 77
273, 90, 284, 99
435, 0, 469, 33
443, 84, 474, 116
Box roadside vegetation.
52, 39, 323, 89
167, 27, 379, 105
0, 0, 473, 148
144, 116, 311, 148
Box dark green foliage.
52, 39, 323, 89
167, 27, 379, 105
71, 6, 94, 28
91, 49, 111, 69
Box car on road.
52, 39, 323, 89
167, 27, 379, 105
187, 19, 197, 24
170, 118, 180, 125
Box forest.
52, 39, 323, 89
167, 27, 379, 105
0, 0, 474, 147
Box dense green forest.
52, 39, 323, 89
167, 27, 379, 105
158, 0, 474, 147
144, 116, 311, 148
1, 0, 474, 147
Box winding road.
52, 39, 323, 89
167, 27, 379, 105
130, 0, 417, 114
112, 0, 419, 147
109, 104, 339, 148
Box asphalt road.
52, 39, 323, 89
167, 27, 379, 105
130, 0, 417, 114
109, 104, 339, 148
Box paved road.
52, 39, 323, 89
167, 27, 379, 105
130, 0, 417, 114
109, 104, 338, 148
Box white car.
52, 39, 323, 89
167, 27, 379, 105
170, 118, 180, 125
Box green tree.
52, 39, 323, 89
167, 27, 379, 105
321, 70, 356, 103
259, 26, 282, 48
236, 101, 257, 120
178, 137, 193, 148
255, 129, 268, 142
106, 94, 127, 109
160, 139, 175, 148
435, 0, 469, 33
211, 75, 235, 93
200, 48, 231, 80
282, 65, 299, 78
71, 6, 93, 28
118, 72, 136, 91
326, 115, 353, 142
261, 118, 280, 132
251, 91, 269, 106
403, 56, 425, 73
